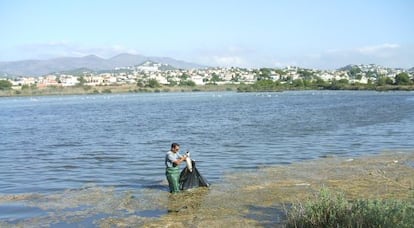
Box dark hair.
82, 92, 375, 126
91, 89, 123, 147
171, 143, 180, 149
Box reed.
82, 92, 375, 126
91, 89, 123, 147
286, 187, 414, 228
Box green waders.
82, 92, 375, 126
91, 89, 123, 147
166, 167, 180, 193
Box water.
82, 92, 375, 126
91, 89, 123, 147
1, 91, 414, 223
1, 91, 414, 195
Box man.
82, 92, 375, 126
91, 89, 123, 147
165, 143, 187, 193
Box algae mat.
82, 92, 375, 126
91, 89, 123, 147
1, 151, 413, 227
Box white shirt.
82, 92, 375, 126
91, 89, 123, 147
165, 150, 183, 168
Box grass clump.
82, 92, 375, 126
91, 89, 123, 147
286, 187, 414, 228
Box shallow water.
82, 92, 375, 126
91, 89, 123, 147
1, 90, 414, 224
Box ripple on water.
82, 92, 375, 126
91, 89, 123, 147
0, 203, 47, 222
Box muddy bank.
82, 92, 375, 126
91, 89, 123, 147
1, 151, 413, 227
135, 151, 413, 227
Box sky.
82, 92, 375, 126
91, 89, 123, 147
1, 0, 413, 69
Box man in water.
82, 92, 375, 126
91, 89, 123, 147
165, 143, 188, 193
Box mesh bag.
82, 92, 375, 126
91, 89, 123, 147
179, 160, 210, 190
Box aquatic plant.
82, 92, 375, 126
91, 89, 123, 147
286, 187, 414, 228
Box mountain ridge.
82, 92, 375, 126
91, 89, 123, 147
0, 54, 205, 76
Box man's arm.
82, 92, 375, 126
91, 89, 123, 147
172, 154, 187, 166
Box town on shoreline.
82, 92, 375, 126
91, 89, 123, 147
1, 62, 414, 96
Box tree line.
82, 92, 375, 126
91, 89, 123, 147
237, 69, 414, 92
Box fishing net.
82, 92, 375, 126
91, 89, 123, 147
179, 160, 209, 190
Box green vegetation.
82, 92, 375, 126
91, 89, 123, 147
180, 79, 196, 87
1, 65, 414, 97
237, 75, 414, 92
147, 78, 160, 88
237, 79, 283, 92
0, 83, 242, 97
180, 73, 190, 81
205, 72, 224, 85
348, 66, 362, 78
395, 72, 412, 85
77, 76, 87, 86
0, 80, 13, 90
235, 66, 414, 92
377, 75, 394, 86
1, 152, 412, 227
286, 188, 414, 228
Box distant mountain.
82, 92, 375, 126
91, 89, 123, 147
53, 67, 97, 76
0, 71, 10, 77
0, 54, 205, 76
108, 53, 148, 67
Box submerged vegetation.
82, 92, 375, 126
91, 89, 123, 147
1, 152, 412, 227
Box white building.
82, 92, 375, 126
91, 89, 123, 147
150, 75, 169, 85
60, 75, 79, 87
191, 75, 205, 85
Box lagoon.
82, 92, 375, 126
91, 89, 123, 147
1, 91, 414, 224
1, 91, 414, 194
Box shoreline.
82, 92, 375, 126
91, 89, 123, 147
138, 150, 413, 227
1, 84, 414, 97
0, 84, 238, 97
1, 151, 413, 227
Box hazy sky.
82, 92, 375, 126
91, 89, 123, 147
1, 0, 413, 69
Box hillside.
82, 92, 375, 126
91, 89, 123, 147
0, 54, 204, 76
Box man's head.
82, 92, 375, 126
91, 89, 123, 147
171, 143, 180, 153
